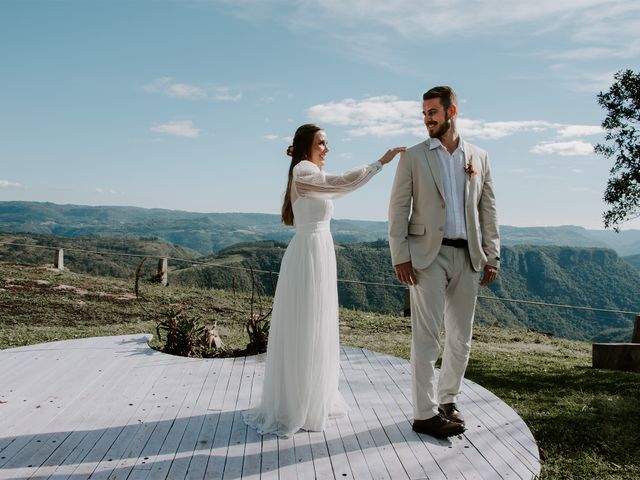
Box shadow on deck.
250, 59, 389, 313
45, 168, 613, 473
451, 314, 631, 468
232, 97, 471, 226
0, 334, 540, 479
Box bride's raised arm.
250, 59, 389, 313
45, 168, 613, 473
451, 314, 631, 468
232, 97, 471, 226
293, 146, 405, 199
293, 160, 383, 199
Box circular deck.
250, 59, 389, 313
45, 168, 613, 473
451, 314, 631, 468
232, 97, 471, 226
0, 335, 540, 479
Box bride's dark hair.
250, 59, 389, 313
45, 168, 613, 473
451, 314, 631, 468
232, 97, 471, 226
281, 124, 322, 226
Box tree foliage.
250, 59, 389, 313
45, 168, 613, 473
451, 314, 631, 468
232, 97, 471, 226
595, 69, 640, 230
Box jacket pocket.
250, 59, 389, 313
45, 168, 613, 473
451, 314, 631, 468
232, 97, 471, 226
408, 223, 425, 235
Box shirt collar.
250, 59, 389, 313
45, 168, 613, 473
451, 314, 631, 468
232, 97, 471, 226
428, 138, 443, 150
428, 136, 467, 155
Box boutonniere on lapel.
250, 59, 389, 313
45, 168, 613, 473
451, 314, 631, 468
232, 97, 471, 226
464, 156, 477, 178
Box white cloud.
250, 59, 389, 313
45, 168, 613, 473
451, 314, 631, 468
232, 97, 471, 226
548, 67, 620, 94
308, 96, 418, 125
307, 96, 602, 143
307, 96, 422, 138
262, 134, 278, 140
530, 140, 594, 156
144, 77, 241, 102
144, 77, 207, 100
458, 119, 553, 140
223, 0, 614, 33
218, 0, 639, 61
557, 125, 603, 137
95, 187, 124, 195
168, 83, 208, 100
218, 0, 640, 46
570, 2, 640, 50
545, 47, 617, 61
213, 87, 242, 102
544, 44, 640, 61
539, 3, 640, 61
150, 120, 201, 138
214, 93, 242, 101
0, 180, 23, 189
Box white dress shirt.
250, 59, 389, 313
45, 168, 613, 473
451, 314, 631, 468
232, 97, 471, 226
429, 138, 467, 240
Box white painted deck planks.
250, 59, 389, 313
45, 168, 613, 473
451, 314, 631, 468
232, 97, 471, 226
0, 335, 540, 479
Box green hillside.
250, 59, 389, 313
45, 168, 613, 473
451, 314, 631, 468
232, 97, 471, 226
170, 241, 640, 343
3, 200, 640, 255
0, 232, 201, 279
625, 253, 640, 271
0, 201, 388, 254
488, 246, 639, 342
2, 231, 638, 343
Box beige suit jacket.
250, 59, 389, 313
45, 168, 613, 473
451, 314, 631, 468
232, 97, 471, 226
388, 138, 500, 272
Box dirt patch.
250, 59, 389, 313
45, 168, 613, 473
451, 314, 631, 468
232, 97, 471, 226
88, 292, 137, 302
53, 284, 89, 295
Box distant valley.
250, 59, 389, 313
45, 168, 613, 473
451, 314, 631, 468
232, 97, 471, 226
2, 230, 638, 344
2, 201, 639, 344
169, 240, 640, 344
2, 201, 640, 257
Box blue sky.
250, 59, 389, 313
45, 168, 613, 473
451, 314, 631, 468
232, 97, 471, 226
2, 0, 639, 230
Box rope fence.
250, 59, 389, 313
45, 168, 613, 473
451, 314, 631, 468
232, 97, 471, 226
1, 239, 639, 319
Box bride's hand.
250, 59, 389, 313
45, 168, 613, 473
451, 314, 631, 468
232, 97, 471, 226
379, 147, 406, 165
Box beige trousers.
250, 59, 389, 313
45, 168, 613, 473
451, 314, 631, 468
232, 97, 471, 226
409, 244, 480, 420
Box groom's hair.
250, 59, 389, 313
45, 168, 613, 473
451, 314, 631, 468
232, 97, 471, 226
423, 86, 457, 111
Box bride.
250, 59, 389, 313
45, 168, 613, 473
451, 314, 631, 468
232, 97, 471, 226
243, 124, 405, 437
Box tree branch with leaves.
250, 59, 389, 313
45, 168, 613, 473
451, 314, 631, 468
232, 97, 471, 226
595, 69, 640, 231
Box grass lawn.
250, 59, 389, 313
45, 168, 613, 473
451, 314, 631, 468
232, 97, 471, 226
1, 262, 639, 479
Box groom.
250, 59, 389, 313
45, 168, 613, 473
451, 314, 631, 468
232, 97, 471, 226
388, 86, 500, 439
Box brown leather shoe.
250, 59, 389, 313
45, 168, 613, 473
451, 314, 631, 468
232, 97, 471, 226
412, 413, 465, 438
438, 403, 464, 425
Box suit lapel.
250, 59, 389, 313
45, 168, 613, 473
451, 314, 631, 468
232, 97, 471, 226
423, 141, 445, 199
462, 143, 477, 209
464, 150, 471, 208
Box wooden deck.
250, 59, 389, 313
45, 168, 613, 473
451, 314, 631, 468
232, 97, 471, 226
0, 334, 540, 479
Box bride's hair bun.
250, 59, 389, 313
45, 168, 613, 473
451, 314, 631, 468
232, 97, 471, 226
286, 145, 294, 157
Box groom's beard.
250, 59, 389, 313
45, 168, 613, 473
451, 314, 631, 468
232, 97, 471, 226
428, 112, 452, 139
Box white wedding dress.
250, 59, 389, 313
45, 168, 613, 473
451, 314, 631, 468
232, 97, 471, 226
242, 159, 384, 437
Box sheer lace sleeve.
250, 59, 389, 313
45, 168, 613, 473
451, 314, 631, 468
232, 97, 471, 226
293, 160, 383, 200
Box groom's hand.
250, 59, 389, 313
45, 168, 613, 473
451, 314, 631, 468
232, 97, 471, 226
394, 261, 417, 286
480, 265, 498, 287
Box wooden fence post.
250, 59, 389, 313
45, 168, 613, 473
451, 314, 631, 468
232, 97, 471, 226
632, 315, 640, 343
403, 288, 411, 317
54, 248, 64, 270
157, 257, 168, 286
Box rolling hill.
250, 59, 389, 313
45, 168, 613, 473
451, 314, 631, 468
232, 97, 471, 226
2, 201, 640, 255
3, 199, 640, 344
167, 240, 640, 343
